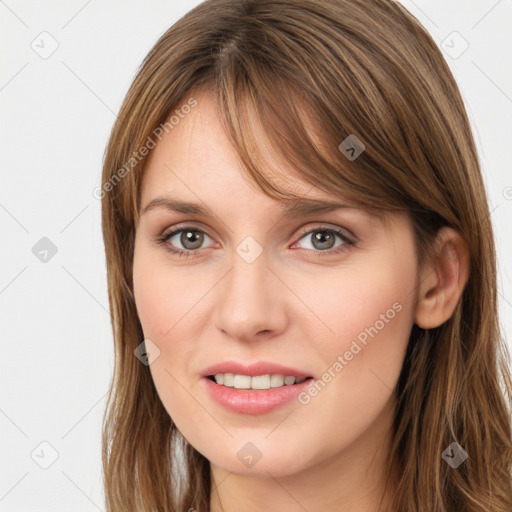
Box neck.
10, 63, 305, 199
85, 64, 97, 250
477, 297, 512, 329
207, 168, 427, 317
210, 396, 398, 512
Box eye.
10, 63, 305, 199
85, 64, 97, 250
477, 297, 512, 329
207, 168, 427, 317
156, 226, 214, 257
292, 225, 355, 255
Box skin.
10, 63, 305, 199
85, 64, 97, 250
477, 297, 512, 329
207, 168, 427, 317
132, 90, 469, 512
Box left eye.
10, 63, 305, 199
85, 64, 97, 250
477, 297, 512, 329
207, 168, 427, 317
293, 227, 352, 252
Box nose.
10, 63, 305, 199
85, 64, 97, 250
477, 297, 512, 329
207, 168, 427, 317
213, 250, 288, 343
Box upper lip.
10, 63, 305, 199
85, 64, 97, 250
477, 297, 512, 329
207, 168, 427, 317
201, 361, 313, 379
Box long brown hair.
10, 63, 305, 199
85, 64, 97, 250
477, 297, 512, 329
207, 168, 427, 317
100, 0, 512, 510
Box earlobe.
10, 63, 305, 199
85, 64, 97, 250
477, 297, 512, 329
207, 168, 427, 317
414, 228, 470, 329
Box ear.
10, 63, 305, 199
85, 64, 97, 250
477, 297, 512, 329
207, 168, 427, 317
414, 227, 470, 329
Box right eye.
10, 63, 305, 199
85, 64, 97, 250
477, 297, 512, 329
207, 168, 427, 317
156, 226, 215, 257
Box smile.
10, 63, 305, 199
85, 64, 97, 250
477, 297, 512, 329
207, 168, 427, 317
209, 373, 309, 389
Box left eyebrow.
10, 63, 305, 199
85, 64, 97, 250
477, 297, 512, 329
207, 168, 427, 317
282, 198, 356, 216
140, 196, 357, 218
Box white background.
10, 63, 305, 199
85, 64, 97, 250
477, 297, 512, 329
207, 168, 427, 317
0, 1, 511, 510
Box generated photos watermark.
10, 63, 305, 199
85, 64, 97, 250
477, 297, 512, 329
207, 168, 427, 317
93, 97, 198, 200
298, 301, 403, 405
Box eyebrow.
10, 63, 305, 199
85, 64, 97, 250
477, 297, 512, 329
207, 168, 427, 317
140, 196, 357, 218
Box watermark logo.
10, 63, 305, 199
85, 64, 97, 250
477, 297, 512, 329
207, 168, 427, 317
441, 31, 469, 60
31, 441, 59, 469
237, 442, 263, 468
339, 134, 365, 161
32, 237, 58, 263
442, 442, 468, 468
134, 339, 161, 366
236, 236, 264, 264
31, 31, 59, 60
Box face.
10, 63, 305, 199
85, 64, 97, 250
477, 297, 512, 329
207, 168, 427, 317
133, 90, 419, 478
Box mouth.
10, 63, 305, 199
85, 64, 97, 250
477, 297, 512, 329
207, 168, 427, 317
200, 361, 315, 414
206, 373, 313, 390
201, 363, 315, 414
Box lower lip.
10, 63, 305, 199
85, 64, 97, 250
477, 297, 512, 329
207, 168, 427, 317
202, 377, 313, 415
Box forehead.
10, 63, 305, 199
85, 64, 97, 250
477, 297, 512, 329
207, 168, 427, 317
139, 90, 351, 212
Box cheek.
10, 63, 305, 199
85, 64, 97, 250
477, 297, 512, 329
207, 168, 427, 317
293, 251, 416, 397
132, 245, 212, 376
274, 257, 416, 461
133, 245, 194, 340
133, 261, 201, 406
299, 256, 412, 321
132, 254, 201, 428
133, 269, 165, 341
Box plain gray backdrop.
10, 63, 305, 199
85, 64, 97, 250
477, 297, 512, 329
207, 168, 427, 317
1, 1, 511, 510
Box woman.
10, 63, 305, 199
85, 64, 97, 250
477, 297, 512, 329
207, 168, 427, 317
100, 0, 512, 510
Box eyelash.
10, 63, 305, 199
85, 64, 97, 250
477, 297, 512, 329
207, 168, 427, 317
155, 224, 356, 259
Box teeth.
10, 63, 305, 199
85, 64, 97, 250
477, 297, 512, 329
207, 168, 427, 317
252, 375, 271, 389
233, 375, 251, 389
223, 373, 234, 387
212, 373, 307, 390
270, 374, 284, 388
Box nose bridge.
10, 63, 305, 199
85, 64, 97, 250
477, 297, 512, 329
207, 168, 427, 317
214, 247, 286, 340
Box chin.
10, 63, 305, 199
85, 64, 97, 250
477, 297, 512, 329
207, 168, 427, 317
199, 438, 314, 478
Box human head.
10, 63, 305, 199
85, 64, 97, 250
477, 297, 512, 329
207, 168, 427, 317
100, 1, 512, 511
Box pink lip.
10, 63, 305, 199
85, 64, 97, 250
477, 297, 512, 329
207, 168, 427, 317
201, 360, 312, 379
202, 377, 313, 415
200, 360, 314, 415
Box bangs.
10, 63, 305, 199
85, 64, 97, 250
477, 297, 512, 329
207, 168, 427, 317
208, 71, 392, 213
209, 61, 402, 215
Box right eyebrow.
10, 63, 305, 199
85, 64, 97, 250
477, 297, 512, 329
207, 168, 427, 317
141, 197, 215, 216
